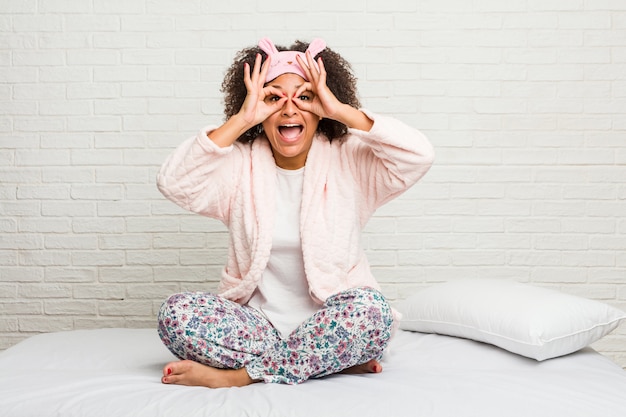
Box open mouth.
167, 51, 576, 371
278, 124, 303, 141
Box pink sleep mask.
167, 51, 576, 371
258, 37, 327, 83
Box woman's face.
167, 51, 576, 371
261, 73, 320, 170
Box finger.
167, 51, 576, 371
243, 62, 252, 89
264, 98, 288, 121
245, 54, 260, 92
293, 100, 312, 114
263, 85, 285, 98
270, 98, 288, 113
260, 86, 287, 108
293, 82, 313, 99
316, 56, 327, 84
305, 51, 321, 81
258, 54, 271, 86
252, 53, 262, 78
292, 95, 314, 114
244, 54, 262, 91
296, 54, 314, 83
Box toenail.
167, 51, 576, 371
167, 368, 172, 375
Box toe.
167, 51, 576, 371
371, 360, 382, 373
162, 361, 178, 377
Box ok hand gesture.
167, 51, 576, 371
238, 54, 287, 127
293, 51, 344, 121
294, 51, 372, 131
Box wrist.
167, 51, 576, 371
335, 104, 373, 132
228, 113, 255, 135
209, 114, 255, 148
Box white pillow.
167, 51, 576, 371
397, 279, 626, 361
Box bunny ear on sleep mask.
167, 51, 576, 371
258, 37, 327, 82
305, 38, 326, 58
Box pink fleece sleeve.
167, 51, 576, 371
156, 127, 239, 222
344, 110, 435, 216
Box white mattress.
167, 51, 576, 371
1, 328, 625, 417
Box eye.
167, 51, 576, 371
266, 95, 281, 102
298, 93, 312, 101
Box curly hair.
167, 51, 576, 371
221, 40, 361, 143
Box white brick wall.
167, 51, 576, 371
1, 2, 625, 367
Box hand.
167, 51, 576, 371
295, 51, 373, 132
238, 54, 288, 127
294, 51, 345, 121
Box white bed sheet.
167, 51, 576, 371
0, 328, 625, 417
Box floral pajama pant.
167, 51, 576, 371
157, 286, 394, 385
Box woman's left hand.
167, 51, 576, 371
295, 51, 373, 132
294, 51, 345, 121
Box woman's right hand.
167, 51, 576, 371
208, 54, 286, 148
238, 54, 287, 127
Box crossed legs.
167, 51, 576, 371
157, 287, 393, 387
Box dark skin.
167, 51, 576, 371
161, 52, 382, 389
161, 358, 383, 388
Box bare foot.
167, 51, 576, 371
340, 359, 383, 375
161, 360, 259, 388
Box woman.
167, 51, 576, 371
156, 37, 434, 388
